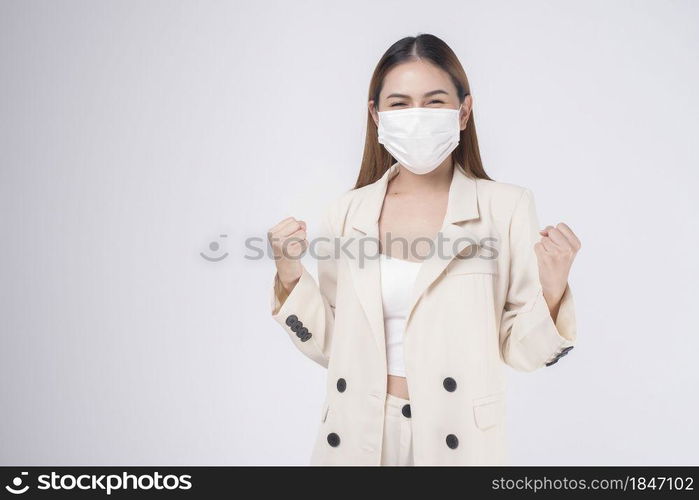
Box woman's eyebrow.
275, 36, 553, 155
385, 89, 449, 99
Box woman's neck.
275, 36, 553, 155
389, 158, 453, 195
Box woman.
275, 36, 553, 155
267, 33, 580, 466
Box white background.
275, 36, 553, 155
1, 0, 697, 465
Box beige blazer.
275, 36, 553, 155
269, 161, 577, 465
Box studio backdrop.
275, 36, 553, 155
1, 0, 697, 465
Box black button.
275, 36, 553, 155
545, 357, 559, 366
401, 404, 411, 418
443, 377, 457, 392
327, 432, 340, 447
446, 434, 459, 449
561, 346, 574, 353
336, 378, 346, 392
558, 349, 570, 358
296, 326, 309, 338
290, 320, 302, 333
300, 331, 312, 342
285, 314, 298, 326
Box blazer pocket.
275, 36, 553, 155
445, 256, 498, 276
472, 391, 506, 430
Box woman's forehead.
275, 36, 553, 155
381, 60, 456, 98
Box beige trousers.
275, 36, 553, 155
380, 393, 414, 466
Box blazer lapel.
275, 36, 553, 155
404, 163, 481, 326
344, 165, 396, 367
344, 161, 481, 365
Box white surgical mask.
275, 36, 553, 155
377, 104, 463, 175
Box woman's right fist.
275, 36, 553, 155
267, 216, 308, 291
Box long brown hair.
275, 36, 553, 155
354, 33, 492, 189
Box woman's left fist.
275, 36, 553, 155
534, 222, 581, 304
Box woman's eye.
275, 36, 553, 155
387, 100, 444, 107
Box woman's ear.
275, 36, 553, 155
460, 95, 473, 130
368, 100, 379, 127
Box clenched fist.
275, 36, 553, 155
535, 222, 581, 317
267, 216, 308, 294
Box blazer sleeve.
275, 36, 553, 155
269, 206, 337, 368
498, 188, 577, 372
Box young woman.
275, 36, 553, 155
267, 33, 580, 466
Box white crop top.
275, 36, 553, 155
379, 253, 422, 377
